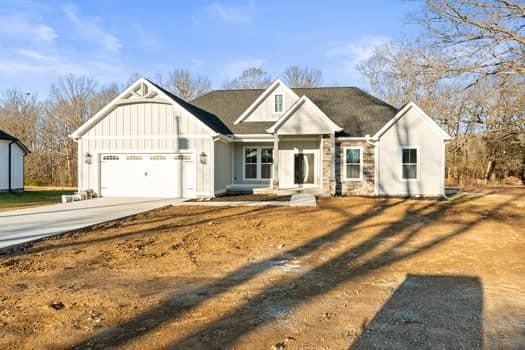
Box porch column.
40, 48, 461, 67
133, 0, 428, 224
272, 134, 279, 189
330, 132, 336, 195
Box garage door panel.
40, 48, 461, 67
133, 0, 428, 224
100, 153, 195, 198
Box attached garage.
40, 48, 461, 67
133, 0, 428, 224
71, 78, 223, 198
100, 153, 196, 198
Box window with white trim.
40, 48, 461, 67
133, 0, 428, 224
260, 148, 273, 179
345, 148, 362, 180
244, 148, 258, 179
402, 148, 418, 179
244, 147, 273, 180
274, 94, 283, 113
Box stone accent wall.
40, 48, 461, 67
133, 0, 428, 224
322, 136, 375, 196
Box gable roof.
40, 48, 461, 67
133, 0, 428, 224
267, 95, 343, 134
373, 101, 451, 140
191, 87, 398, 136
71, 77, 230, 139
0, 129, 30, 154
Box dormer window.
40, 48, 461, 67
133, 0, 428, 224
274, 94, 284, 113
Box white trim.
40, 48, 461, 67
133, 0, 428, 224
373, 102, 451, 141
70, 77, 217, 139
232, 138, 274, 143
234, 79, 298, 124
441, 140, 446, 197
230, 134, 273, 138
242, 146, 273, 181
343, 146, 363, 181
337, 136, 376, 141
211, 139, 215, 196
291, 149, 320, 187
273, 93, 284, 114
400, 146, 420, 181
266, 95, 343, 134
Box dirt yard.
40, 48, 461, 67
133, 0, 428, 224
1, 188, 524, 349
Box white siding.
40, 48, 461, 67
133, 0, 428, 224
0, 140, 25, 190
243, 84, 299, 122
277, 101, 335, 135
377, 108, 445, 197
213, 140, 232, 194
78, 102, 214, 196
10, 143, 24, 189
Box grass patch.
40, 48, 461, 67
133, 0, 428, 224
0, 189, 74, 211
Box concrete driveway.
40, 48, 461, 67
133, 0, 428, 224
0, 197, 183, 251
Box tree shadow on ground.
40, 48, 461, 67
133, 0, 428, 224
351, 274, 483, 349
71, 191, 519, 349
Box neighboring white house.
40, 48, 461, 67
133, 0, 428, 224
70, 77, 451, 198
0, 130, 30, 192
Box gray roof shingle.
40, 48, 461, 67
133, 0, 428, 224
189, 87, 398, 136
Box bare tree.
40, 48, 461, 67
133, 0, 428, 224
282, 66, 322, 87
416, 0, 525, 86
223, 67, 273, 89
164, 69, 211, 101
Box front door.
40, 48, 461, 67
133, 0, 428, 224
294, 153, 315, 185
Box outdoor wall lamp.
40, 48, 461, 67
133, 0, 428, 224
84, 152, 92, 165
199, 152, 207, 164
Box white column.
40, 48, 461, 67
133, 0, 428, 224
272, 134, 279, 189
330, 132, 336, 195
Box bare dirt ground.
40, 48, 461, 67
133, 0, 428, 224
0, 187, 524, 349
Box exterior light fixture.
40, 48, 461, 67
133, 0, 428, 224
84, 152, 92, 165
199, 152, 207, 164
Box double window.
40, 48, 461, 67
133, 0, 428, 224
344, 147, 362, 180
244, 147, 273, 180
402, 147, 418, 179
274, 94, 284, 113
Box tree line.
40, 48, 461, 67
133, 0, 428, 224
0, 0, 523, 187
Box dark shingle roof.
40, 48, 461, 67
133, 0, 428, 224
189, 87, 398, 136
149, 80, 232, 135
0, 129, 30, 154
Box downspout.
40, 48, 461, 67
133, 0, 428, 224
8, 140, 14, 192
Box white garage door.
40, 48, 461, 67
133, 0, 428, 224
100, 153, 196, 198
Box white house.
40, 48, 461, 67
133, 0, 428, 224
70, 77, 451, 198
0, 130, 30, 192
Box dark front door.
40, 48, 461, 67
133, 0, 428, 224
294, 153, 314, 185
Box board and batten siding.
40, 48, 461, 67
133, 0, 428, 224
376, 108, 445, 197
78, 101, 214, 196
0, 140, 25, 190
213, 140, 232, 194
243, 84, 298, 122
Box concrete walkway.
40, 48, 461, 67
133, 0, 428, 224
0, 197, 183, 252
182, 193, 317, 207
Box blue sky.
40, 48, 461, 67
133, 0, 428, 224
0, 0, 423, 97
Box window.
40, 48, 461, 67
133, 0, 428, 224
150, 155, 166, 160
261, 148, 273, 179
244, 148, 258, 179
274, 94, 283, 113
126, 155, 142, 160
243, 147, 273, 180
345, 148, 362, 180
102, 155, 119, 161
402, 148, 418, 179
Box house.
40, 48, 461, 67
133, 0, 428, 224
0, 129, 30, 192
70, 77, 451, 198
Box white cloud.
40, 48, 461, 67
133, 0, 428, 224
63, 4, 122, 52
15, 48, 57, 62
205, 2, 254, 24
0, 15, 57, 42
190, 58, 204, 69
325, 36, 389, 76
